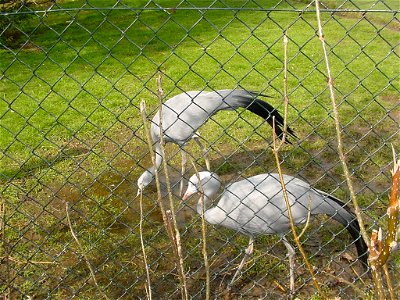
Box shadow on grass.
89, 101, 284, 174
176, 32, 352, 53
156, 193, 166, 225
1, 146, 89, 181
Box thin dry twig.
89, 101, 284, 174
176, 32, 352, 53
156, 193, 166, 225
156, 71, 189, 300
140, 100, 185, 296
297, 196, 312, 240
314, 0, 369, 243
189, 158, 210, 300
139, 101, 172, 235
315, 2, 399, 299
314, 3, 375, 296
383, 264, 395, 300
138, 190, 152, 300
272, 120, 322, 297
65, 202, 110, 300
270, 31, 323, 297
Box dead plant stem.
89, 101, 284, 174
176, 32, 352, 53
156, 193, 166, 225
297, 197, 312, 240
272, 125, 322, 296
139, 190, 152, 300
65, 202, 109, 300
270, 31, 323, 297
189, 158, 210, 300
368, 152, 399, 300
140, 101, 183, 295
314, 2, 400, 299
383, 264, 395, 300
156, 71, 188, 300
139, 101, 171, 235
314, 0, 369, 243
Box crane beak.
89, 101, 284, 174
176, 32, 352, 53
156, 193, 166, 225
182, 190, 193, 201
136, 189, 142, 197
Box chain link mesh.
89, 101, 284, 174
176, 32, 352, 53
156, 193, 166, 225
1, 0, 399, 299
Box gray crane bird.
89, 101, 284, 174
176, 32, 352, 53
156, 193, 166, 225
182, 171, 368, 293
137, 89, 296, 195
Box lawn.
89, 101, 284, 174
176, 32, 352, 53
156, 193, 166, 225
0, 0, 399, 298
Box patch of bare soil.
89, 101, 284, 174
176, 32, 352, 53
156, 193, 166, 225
334, 11, 399, 32
21, 41, 42, 52
381, 95, 400, 120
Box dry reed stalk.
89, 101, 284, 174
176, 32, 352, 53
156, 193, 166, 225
314, 2, 399, 299
155, 71, 189, 300
383, 264, 395, 300
272, 122, 322, 297
139, 101, 173, 237
270, 31, 323, 297
189, 158, 210, 300
297, 197, 312, 240
313, 0, 369, 242
139, 101, 185, 298
138, 190, 152, 299
65, 202, 110, 300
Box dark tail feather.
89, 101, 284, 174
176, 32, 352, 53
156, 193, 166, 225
223, 90, 297, 143
246, 98, 297, 143
326, 194, 369, 271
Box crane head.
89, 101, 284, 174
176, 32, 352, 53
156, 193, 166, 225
182, 171, 221, 200
136, 169, 155, 196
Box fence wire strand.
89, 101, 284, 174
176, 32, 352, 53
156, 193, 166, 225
1, 0, 399, 299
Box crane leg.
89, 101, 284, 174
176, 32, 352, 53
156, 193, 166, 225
193, 132, 211, 171
282, 236, 296, 295
228, 237, 254, 289
180, 148, 187, 196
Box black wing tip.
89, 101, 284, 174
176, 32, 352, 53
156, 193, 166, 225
283, 127, 298, 144
269, 112, 298, 144
275, 129, 297, 145
325, 194, 370, 271
237, 95, 297, 144
355, 231, 370, 272
256, 93, 274, 99
346, 219, 370, 272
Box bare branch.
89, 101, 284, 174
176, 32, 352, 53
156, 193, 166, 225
65, 202, 110, 300
189, 158, 210, 300
138, 190, 152, 300
314, 0, 369, 245
297, 196, 312, 240
270, 31, 323, 297
272, 120, 322, 296
156, 71, 189, 300
140, 100, 179, 294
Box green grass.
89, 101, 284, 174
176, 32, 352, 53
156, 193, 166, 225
1, 0, 399, 298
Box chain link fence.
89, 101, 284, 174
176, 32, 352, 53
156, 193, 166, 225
1, 0, 399, 299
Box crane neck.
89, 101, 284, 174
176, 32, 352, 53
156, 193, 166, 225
196, 194, 210, 216
154, 142, 163, 169
195, 189, 226, 226
191, 172, 222, 220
